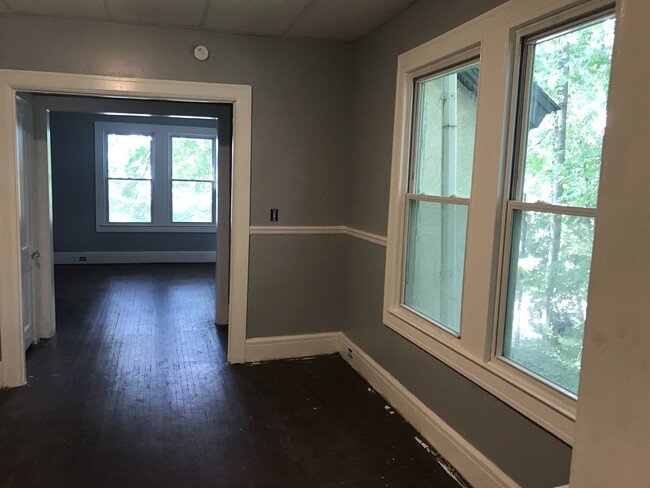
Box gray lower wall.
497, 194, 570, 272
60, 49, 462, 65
343, 236, 571, 487
247, 235, 345, 338
48, 105, 221, 253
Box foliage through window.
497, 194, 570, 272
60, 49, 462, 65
95, 121, 217, 232
501, 14, 616, 395
107, 133, 153, 223
171, 137, 214, 223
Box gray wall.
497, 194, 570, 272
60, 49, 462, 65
47, 102, 221, 253
1, 4, 573, 486
343, 1, 572, 487
0, 14, 354, 227
247, 235, 345, 338
0, 14, 353, 339
349, 0, 504, 234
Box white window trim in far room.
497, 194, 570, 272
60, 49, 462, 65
383, 0, 617, 445
94, 121, 218, 233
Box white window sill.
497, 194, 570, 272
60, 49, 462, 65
96, 224, 216, 233
384, 306, 577, 444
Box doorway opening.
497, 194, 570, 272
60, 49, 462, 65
0, 71, 252, 387
21, 93, 232, 360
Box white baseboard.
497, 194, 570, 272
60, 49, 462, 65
53, 251, 216, 265
338, 334, 518, 488
242, 331, 518, 487
244, 332, 341, 363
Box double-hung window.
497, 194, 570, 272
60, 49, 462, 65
384, 0, 616, 442
404, 59, 480, 335
95, 121, 217, 232
498, 11, 616, 396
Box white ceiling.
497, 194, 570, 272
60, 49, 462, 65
0, 0, 417, 41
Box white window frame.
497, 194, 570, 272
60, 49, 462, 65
384, 0, 615, 445
495, 5, 615, 398
95, 121, 217, 233
402, 52, 480, 338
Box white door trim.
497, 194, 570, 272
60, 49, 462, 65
0, 70, 252, 386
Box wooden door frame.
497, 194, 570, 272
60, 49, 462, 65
0, 69, 252, 387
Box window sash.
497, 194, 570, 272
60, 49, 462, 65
496, 207, 596, 396
408, 59, 479, 199
402, 198, 470, 335
399, 55, 480, 336
495, 7, 615, 397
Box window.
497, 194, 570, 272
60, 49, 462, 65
499, 13, 616, 396
170, 136, 214, 224
105, 132, 153, 224
384, 0, 616, 443
404, 61, 480, 334
95, 121, 217, 232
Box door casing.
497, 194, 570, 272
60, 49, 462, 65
0, 70, 252, 387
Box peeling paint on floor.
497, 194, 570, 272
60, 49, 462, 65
415, 436, 472, 488
384, 405, 396, 415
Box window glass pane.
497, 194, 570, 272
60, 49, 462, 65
172, 181, 213, 223
107, 134, 152, 179
172, 137, 214, 181
404, 200, 468, 333
108, 180, 152, 223
412, 63, 479, 198
521, 16, 615, 208
503, 210, 595, 395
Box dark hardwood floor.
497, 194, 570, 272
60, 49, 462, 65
0, 264, 461, 487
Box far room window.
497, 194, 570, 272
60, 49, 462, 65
171, 136, 214, 223
403, 59, 480, 335
498, 12, 616, 396
95, 121, 217, 232
106, 132, 154, 223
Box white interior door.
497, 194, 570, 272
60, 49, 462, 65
16, 94, 37, 352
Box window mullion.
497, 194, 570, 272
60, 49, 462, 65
457, 28, 511, 361
152, 128, 169, 226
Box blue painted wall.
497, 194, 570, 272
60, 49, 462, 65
47, 97, 230, 253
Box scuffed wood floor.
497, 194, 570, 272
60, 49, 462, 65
0, 264, 461, 487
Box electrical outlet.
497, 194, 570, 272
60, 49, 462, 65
348, 347, 353, 359
79, 256, 87, 262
